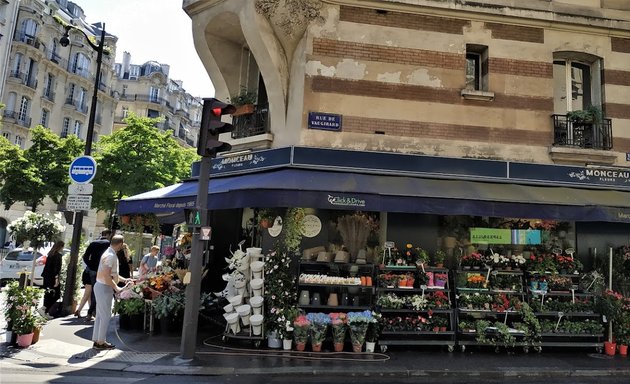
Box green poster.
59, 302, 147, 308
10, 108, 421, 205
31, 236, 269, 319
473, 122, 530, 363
470, 228, 511, 244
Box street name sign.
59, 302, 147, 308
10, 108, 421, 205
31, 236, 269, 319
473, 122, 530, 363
69, 156, 97, 184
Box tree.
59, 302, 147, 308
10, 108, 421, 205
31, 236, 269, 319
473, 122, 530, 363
0, 127, 82, 210
91, 113, 198, 215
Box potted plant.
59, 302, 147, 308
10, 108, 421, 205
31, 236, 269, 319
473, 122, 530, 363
433, 250, 446, 268
114, 296, 145, 331
347, 310, 373, 352
329, 312, 348, 352
278, 307, 298, 350
596, 289, 624, 355
152, 290, 186, 334
307, 312, 330, 352
566, 105, 602, 124
2, 281, 43, 346
365, 312, 382, 352
293, 314, 310, 351
229, 88, 258, 116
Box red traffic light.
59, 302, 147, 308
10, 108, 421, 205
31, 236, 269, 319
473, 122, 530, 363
212, 107, 222, 117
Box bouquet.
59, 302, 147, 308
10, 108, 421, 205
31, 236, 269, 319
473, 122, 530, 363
329, 312, 348, 344
293, 314, 310, 344
307, 312, 331, 347
347, 310, 374, 346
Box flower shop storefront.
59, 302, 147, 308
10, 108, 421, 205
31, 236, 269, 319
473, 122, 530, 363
117, 147, 630, 354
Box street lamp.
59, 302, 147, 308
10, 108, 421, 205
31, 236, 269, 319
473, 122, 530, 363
59, 23, 106, 315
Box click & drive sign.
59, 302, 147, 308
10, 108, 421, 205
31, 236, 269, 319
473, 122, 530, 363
69, 156, 97, 184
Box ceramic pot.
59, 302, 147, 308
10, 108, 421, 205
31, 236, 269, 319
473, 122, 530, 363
365, 341, 376, 353
267, 331, 281, 349
311, 292, 321, 306
299, 290, 310, 306
327, 293, 339, 306
283, 339, 292, 350
16, 333, 34, 348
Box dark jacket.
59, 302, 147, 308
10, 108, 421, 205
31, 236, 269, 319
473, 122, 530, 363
82, 237, 110, 271
116, 249, 131, 279
42, 251, 62, 286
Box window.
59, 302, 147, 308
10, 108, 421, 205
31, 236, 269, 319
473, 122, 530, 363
18, 96, 30, 121
20, 19, 38, 44
72, 53, 90, 77
150, 87, 160, 102
44, 73, 55, 99
78, 87, 87, 110
553, 53, 602, 114
122, 106, 129, 118
12, 52, 22, 76
15, 135, 23, 148
2, 132, 10, 141
74, 120, 82, 138
67, 83, 76, 104
50, 39, 59, 63
41, 109, 49, 127
465, 44, 488, 91
147, 109, 160, 118
61, 117, 70, 137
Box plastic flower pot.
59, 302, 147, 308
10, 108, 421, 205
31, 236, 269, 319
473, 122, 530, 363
250, 261, 265, 279
16, 333, 34, 348
246, 247, 262, 257
296, 341, 306, 351
224, 313, 240, 334
283, 339, 293, 350
619, 344, 628, 357
605, 341, 616, 356
250, 314, 264, 335
250, 296, 264, 315
236, 304, 251, 326
250, 278, 264, 297
223, 303, 234, 313
365, 341, 376, 353
228, 295, 243, 306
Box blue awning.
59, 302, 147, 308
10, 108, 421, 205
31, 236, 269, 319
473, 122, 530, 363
117, 168, 630, 223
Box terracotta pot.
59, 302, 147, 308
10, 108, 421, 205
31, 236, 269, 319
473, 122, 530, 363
334, 342, 344, 352
134, 216, 144, 225
440, 326, 447, 332
232, 104, 255, 116
312, 343, 322, 352
605, 341, 616, 356
16, 333, 34, 348
295, 341, 306, 351
620, 344, 628, 357
31, 327, 41, 344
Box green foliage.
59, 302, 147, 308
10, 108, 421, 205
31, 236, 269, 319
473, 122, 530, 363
0, 126, 82, 210
7, 210, 65, 248
151, 290, 186, 319
3, 281, 44, 334
92, 113, 199, 215
114, 298, 145, 316
566, 105, 602, 123
228, 88, 257, 106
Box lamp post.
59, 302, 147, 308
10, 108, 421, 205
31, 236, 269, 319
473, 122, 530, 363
59, 23, 106, 315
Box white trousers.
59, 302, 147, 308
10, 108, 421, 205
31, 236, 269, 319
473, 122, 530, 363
92, 282, 114, 342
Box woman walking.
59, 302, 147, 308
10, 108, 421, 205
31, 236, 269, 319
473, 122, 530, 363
41, 241, 64, 318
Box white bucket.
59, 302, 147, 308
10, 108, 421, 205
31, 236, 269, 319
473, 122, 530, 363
228, 295, 243, 306
237, 261, 249, 276
234, 279, 247, 296
250, 261, 265, 279
250, 278, 264, 297
224, 312, 240, 334
236, 304, 251, 326
247, 247, 262, 257
250, 314, 264, 336
223, 303, 234, 313
250, 296, 264, 315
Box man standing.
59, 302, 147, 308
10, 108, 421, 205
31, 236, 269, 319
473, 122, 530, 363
139, 245, 159, 279
92, 235, 130, 349
82, 229, 112, 321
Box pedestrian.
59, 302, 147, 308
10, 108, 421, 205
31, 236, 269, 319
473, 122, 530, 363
82, 229, 112, 321
92, 234, 130, 350
74, 262, 92, 318
139, 245, 159, 279
40, 240, 64, 319
116, 243, 132, 287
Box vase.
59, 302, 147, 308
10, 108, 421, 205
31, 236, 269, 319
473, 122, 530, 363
312, 342, 322, 352
16, 333, 34, 348
334, 342, 344, 352
352, 342, 364, 352
365, 341, 376, 353
283, 339, 293, 350
619, 344, 628, 357
298, 290, 310, 306
604, 341, 616, 356
295, 341, 306, 351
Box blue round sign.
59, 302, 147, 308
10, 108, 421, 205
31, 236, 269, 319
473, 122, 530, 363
69, 156, 97, 184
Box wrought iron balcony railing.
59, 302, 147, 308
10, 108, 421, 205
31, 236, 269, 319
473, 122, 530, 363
231, 103, 270, 139
552, 114, 612, 150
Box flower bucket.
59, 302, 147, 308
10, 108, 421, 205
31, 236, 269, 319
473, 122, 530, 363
224, 313, 240, 334
250, 278, 264, 297
16, 333, 34, 348
365, 341, 376, 353
228, 295, 243, 306
250, 314, 264, 335
605, 341, 616, 356
250, 261, 265, 279
234, 279, 247, 296
237, 259, 250, 276
223, 303, 234, 313
312, 343, 322, 352
250, 296, 264, 315
236, 304, 251, 326
283, 338, 293, 350
246, 247, 262, 257
334, 342, 344, 352
619, 345, 628, 357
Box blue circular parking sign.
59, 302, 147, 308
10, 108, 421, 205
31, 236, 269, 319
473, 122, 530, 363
69, 156, 97, 184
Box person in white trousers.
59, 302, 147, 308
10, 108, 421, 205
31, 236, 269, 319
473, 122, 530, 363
92, 235, 131, 349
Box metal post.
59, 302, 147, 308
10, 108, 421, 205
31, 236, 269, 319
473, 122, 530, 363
608, 247, 613, 343
61, 25, 105, 316
180, 156, 211, 359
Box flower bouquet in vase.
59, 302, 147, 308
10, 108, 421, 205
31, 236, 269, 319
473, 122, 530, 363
307, 312, 330, 351
347, 310, 373, 352
293, 314, 310, 351
329, 312, 348, 352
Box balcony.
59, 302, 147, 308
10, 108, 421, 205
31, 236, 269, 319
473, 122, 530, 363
14, 32, 40, 49
231, 103, 270, 139
25, 77, 37, 89
9, 70, 25, 81
43, 89, 55, 102
3, 110, 31, 128
552, 114, 612, 150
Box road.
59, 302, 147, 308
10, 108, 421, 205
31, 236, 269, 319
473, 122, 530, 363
2, 361, 630, 384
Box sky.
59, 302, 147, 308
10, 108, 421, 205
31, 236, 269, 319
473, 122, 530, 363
75, 0, 215, 98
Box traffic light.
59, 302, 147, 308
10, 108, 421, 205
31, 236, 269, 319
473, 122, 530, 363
197, 98, 236, 157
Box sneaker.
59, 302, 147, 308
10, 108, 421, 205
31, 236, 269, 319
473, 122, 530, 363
93, 342, 115, 350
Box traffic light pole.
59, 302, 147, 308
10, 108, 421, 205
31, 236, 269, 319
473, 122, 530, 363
180, 155, 211, 360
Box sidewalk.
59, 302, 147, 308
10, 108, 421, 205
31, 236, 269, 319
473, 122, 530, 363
2, 313, 630, 378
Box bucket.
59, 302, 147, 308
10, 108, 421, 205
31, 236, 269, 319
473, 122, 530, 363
235, 279, 247, 296
228, 295, 243, 306
236, 304, 251, 326
620, 344, 628, 357
251, 278, 264, 297
247, 247, 262, 258
250, 296, 264, 315
223, 312, 240, 334
605, 341, 617, 356
250, 314, 264, 335
223, 303, 234, 313
251, 261, 265, 279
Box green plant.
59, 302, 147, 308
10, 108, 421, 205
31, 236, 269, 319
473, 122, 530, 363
2, 281, 43, 334
566, 105, 602, 124
114, 297, 145, 316
151, 290, 186, 319
366, 312, 382, 342
433, 250, 446, 265
7, 211, 65, 248
229, 88, 257, 106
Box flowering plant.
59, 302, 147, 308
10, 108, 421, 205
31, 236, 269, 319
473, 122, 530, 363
366, 311, 382, 342
293, 314, 310, 343
265, 250, 297, 335
460, 252, 483, 268
554, 255, 582, 274
510, 254, 527, 268
329, 312, 348, 343
2, 281, 43, 334
466, 274, 486, 288
489, 253, 511, 268
525, 253, 557, 274
347, 310, 374, 345
427, 291, 450, 309
408, 294, 429, 311
8, 211, 65, 249
275, 307, 298, 340
307, 312, 331, 346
